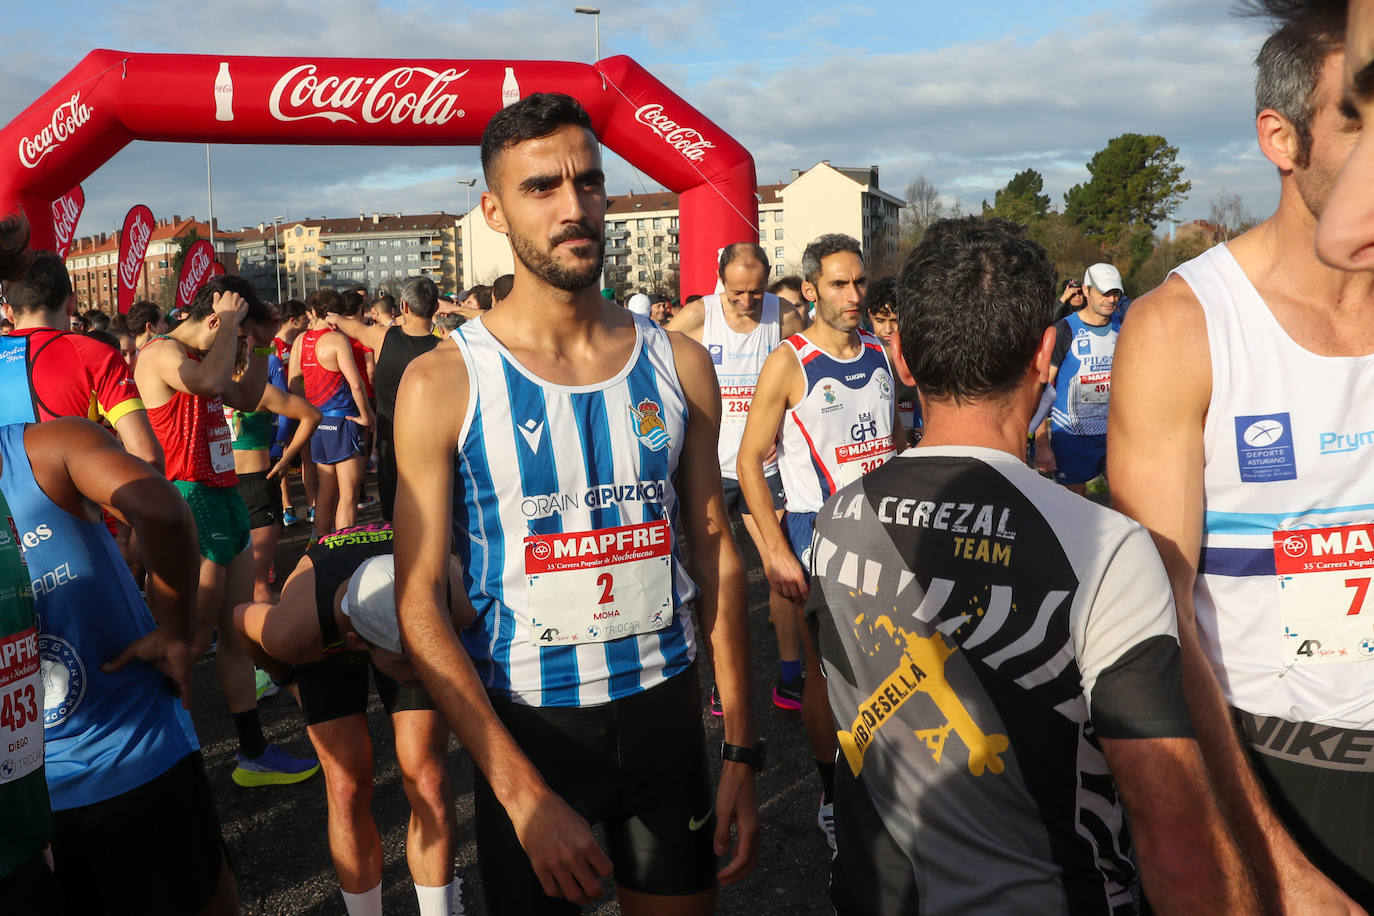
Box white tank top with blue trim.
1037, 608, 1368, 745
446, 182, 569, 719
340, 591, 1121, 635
775, 330, 897, 514
1176, 243, 1374, 728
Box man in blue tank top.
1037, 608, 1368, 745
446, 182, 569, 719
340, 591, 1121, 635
394, 93, 759, 915
0, 416, 239, 914
1113, 4, 1374, 909
1035, 262, 1122, 494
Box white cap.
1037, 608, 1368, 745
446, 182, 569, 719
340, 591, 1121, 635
1083, 263, 1124, 294
627, 293, 652, 316
340, 554, 402, 654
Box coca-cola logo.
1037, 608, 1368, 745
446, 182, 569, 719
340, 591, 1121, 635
178, 248, 213, 303
18, 92, 93, 169
269, 64, 468, 126
633, 104, 715, 164
51, 189, 83, 249
119, 212, 152, 288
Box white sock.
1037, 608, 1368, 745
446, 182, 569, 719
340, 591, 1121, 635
415, 879, 459, 916
341, 883, 383, 916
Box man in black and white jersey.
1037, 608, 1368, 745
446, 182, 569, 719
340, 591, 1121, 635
806, 217, 1255, 914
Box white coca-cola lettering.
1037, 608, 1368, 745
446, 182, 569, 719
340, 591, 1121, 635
268, 64, 468, 125
119, 212, 152, 289
178, 248, 213, 303
18, 92, 93, 169
633, 103, 715, 164
51, 192, 82, 247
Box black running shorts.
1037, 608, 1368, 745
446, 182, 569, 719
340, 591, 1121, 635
296, 653, 435, 726
236, 470, 281, 530
50, 752, 226, 916
473, 665, 716, 914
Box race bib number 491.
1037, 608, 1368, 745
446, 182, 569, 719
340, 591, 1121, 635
524, 520, 674, 647
1275, 523, 1374, 665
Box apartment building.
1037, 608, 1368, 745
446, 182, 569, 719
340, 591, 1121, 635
66, 217, 238, 312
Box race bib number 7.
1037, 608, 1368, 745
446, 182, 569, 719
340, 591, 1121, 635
525, 520, 674, 647
1275, 523, 1374, 665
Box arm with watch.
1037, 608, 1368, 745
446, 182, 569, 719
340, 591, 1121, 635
669, 331, 762, 886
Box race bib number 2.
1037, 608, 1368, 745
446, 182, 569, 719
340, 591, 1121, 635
525, 520, 674, 647
1274, 523, 1374, 665
0, 626, 43, 782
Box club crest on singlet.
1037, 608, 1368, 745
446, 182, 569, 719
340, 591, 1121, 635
629, 398, 671, 451
1234, 412, 1297, 483
39, 631, 84, 728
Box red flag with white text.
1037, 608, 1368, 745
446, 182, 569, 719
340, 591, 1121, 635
174, 239, 215, 310
50, 186, 84, 259
116, 204, 153, 314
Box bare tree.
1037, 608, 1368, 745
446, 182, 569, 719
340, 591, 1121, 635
901, 175, 944, 243
1209, 189, 1255, 241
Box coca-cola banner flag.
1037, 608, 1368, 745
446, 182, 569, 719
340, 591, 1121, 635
116, 204, 153, 315
209, 260, 226, 278
50, 185, 84, 259
0, 52, 757, 297
174, 239, 215, 310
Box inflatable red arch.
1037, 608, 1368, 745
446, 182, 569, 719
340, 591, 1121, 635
0, 50, 758, 297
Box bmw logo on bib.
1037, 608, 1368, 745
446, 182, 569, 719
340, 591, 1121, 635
39, 634, 85, 728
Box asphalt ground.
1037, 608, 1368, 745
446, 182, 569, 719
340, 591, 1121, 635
190, 471, 836, 915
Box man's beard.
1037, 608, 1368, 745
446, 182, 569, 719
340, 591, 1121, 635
511, 222, 604, 293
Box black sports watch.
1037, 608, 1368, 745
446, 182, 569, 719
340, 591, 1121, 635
720, 738, 767, 772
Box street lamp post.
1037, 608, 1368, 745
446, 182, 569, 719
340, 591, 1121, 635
272, 216, 283, 304
574, 6, 601, 64
458, 178, 477, 214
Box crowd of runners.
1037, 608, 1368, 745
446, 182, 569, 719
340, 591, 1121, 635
1, 0, 1373, 913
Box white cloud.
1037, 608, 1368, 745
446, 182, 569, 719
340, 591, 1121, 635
2, 0, 1284, 245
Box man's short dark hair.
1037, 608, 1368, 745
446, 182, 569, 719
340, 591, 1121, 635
127, 300, 162, 335
769, 275, 803, 298
306, 288, 340, 319
85, 328, 120, 351
187, 274, 272, 325
0, 213, 33, 282
399, 276, 439, 320
492, 273, 514, 303
470, 284, 493, 310
339, 290, 365, 318
3, 250, 71, 314
372, 294, 397, 318
282, 298, 307, 321
802, 234, 863, 287
1248, 0, 1346, 168
896, 216, 1054, 402
84, 309, 110, 332
718, 243, 770, 281
480, 93, 595, 185
864, 277, 897, 316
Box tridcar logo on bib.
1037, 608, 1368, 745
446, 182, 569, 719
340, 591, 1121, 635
1235, 413, 1296, 483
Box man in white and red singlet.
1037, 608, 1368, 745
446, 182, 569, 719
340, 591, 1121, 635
290, 288, 373, 539
738, 232, 902, 851
136, 275, 319, 788
667, 243, 807, 713
1112, 5, 1374, 909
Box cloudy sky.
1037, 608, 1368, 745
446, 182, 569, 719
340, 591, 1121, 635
2, 0, 1279, 238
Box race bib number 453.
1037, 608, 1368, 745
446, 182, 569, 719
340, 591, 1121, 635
0, 626, 43, 782
1275, 523, 1374, 665
524, 520, 674, 647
